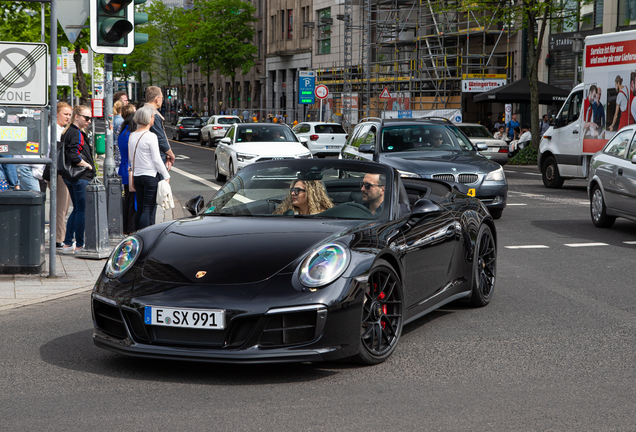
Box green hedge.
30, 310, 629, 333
508, 145, 538, 165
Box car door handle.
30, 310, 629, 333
572, 130, 579, 134
618, 168, 623, 176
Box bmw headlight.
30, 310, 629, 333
398, 170, 421, 178
106, 236, 142, 278
299, 243, 350, 288
485, 166, 505, 182
236, 153, 257, 162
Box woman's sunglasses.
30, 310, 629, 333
290, 187, 306, 195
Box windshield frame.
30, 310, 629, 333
235, 124, 299, 143
379, 124, 476, 153
201, 160, 395, 221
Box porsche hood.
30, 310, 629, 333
140, 216, 352, 285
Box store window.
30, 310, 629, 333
318, 8, 331, 54
619, 0, 636, 26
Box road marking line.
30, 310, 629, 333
523, 172, 542, 176
170, 166, 220, 191
579, 201, 589, 205
564, 242, 608, 247
624, 241, 636, 245
506, 203, 527, 206
504, 245, 549, 249
508, 191, 545, 197
170, 166, 252, 204
169, 138, 215, 151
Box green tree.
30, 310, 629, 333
181, 0, 258, 114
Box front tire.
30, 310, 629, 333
214, 157, 226, 182
542, 156, 564, 188
468, 224, 496, 307
353, 259, 403, 365
590, 185, 616, 228
229, 160, 235, 178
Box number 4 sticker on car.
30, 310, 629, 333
467, 189, 476, 197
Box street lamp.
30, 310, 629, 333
571, 32, 584, 87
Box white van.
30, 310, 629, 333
539, 30, 636, 188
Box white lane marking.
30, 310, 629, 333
564, 242, 608, 247
506, 203, 527, 206
174, 155, 190, 160
624, 241, 636, 245
504, 245, 549, 249
508, 191, 545, 197
170, 166, 220, 191
523, 172, 542, 176
579, 201, 589, 205
170, 166, 252, 203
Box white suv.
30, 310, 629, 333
200, 115, 242, 147
292, 122, 348, 157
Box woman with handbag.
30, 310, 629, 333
129, 105, 170, 230
117, 104, 137, 234
60, 105, 96, 254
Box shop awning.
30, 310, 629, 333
473, 78, 571, 105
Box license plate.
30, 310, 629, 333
326, 145, 340, 149
144, 306, 225, 330
189, 132, 198, 136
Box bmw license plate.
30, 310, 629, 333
144, 306, 225, 329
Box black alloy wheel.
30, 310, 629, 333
354, 259, 403, 365
542, 156, 564, 188
590, 185, 616, 228
214, 157, 226, 182
469, 224, 496, 307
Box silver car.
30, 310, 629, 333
200, 115, 242, 147
455, 123, 509, 165
588, 125, 636, 227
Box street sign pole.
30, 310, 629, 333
50, 0, 58, 277
103, 54, 114, 181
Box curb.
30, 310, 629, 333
0, 285, 94, 313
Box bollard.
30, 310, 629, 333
106, 174, 124, 242
76, 178, 112, 259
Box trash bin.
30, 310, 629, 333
0, 190, 46, 274
95, 133, 106, 155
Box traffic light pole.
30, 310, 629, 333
103, 54, 115, 180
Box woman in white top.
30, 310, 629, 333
129, 105, 171, 230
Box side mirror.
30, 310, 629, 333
299, 137, 308, 144
475, 142, 488, 151
359, 144, 375, 153
219, 137, 231, 145
632, 155, 636, 164
410, 198, 442, 219
554, 117, 564, 128
185, 195, 205, 215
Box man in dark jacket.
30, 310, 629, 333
144, 86, 176, 169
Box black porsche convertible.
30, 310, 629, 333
92, 159, 497, 365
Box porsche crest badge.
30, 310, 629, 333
196, 271, 207, 279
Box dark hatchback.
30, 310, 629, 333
342, 118, 508, 219
172, 117, 204, 141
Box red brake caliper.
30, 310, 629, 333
379, 292, 387, 329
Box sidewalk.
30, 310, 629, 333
0, 195, 185, 311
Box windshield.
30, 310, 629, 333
457, 125, 493, 138
218, 117, 241, 125
202, 160, 392, 220
315, 124, 347, 134
236, 125, 297, 143
380, 125, 475, 152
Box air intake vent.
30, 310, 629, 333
259, 311, 318, 347
93, 299, 127, 339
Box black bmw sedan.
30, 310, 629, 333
342, 118, 508, 219
92, 159, 497, 365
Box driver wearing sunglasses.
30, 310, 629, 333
360, 173, 385, 216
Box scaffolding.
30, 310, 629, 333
314, 0, 512, 127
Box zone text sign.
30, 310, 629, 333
0, 42, 49, 107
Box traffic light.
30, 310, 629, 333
122, 58, 127, 68
90, 0, 149, 55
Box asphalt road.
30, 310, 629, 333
2, 145, 636, 431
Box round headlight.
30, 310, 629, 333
106, 236, 142, 278
299, 243, 350, 288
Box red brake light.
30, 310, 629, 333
212, 126, 222, 130
309, 134, 319, 141
179, 126, 184, 129
498, 148, 509, 153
